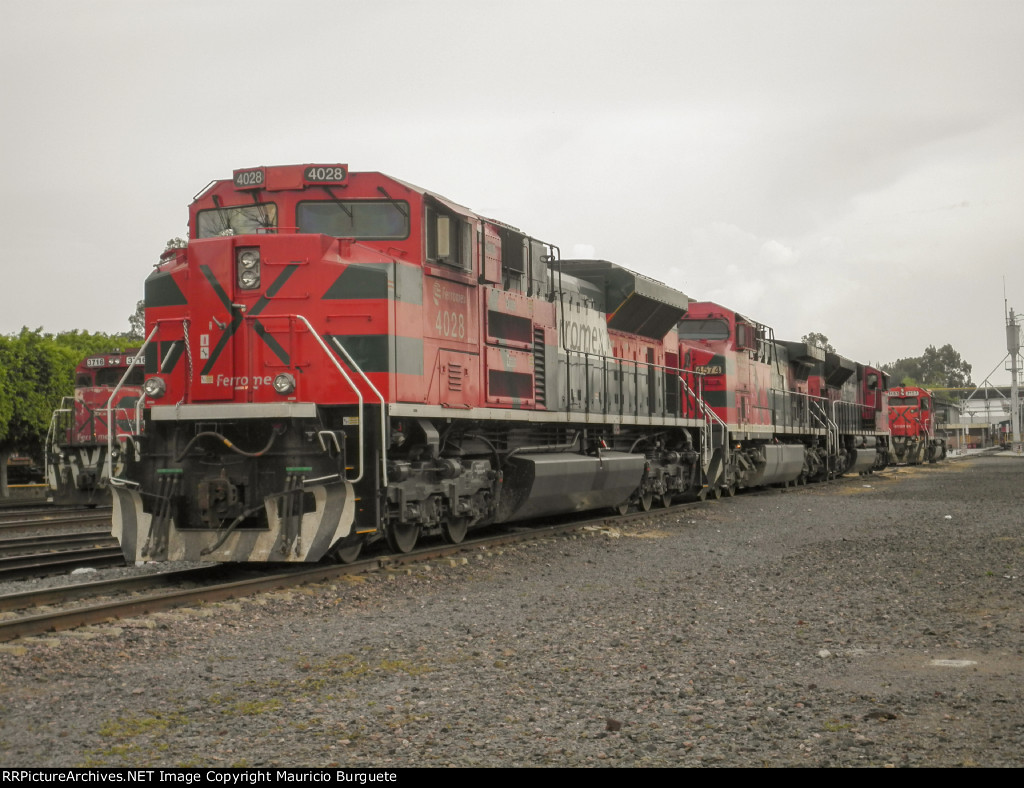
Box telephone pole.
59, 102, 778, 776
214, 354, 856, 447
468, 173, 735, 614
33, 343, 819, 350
1008, 308, 1021, 452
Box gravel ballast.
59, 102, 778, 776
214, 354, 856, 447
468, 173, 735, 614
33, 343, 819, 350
1, 456, 1021, 768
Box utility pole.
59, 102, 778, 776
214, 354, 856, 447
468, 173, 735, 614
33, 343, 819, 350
1008, 308, 1021, 453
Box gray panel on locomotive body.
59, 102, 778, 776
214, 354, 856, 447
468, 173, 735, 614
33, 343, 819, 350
393, 261, 423, 305
392, 336, 424, 376
544, 341, 567, 413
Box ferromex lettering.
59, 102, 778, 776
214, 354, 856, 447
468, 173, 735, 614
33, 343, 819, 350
556, 302, 610, 357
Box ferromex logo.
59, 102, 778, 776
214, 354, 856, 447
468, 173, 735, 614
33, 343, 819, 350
432, 281, 467, 307
557, 303, 610, 357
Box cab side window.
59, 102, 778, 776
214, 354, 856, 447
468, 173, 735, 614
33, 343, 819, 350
426, 206, 471, 271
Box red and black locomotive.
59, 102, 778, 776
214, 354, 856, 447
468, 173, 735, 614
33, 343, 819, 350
886, 385, 947, 464
112, 163, 892, 564
47, 350, 144, 506
676, 301, 890, 493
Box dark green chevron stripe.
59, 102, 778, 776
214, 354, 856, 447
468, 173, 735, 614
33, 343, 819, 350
325, 334, 423, 375
322, 264, 390, 300
145, 271, 187, 307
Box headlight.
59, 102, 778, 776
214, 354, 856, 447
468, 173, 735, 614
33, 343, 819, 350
237, 247, 260, 289
273, 373, 296, 395
239, 268, 260, 289
143, 377, 166, 398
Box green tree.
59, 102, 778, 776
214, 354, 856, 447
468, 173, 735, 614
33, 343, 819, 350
0, 328, 130, 496
0, 336, 14, 489
0, 330, 75, 495
802, 332, 836, 353
883, 344, 973, 389
127, 299, 145, 341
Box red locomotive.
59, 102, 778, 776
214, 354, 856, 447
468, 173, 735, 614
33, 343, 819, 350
113, 163, 894, 564
47, 350, 144, 506
113, 165, 711, 563
886, 385, 947, 464
676, 302, 890, 493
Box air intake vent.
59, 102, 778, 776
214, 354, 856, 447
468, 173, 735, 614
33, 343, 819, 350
448, 362, 463, 392
533, 328, 546, 406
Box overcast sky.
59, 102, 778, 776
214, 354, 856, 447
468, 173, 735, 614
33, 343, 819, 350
2, 0, 1022, 385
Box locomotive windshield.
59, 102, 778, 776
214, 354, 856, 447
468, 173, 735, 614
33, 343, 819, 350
197, 204, 278, 237
889, 396, 918, 406
95, 366, 144, 387
296, 200, 409, 239
677, 318, 730, 341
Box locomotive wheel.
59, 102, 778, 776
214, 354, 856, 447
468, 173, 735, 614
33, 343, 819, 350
725, 483, 737, 497
710, 485, 723, 500
658, 493, 673, 508
441, 518, 468, 545
613, 500, 631, 516
385, 521, 418, 553
331, 539, 363, 564
638, 493, 654, 512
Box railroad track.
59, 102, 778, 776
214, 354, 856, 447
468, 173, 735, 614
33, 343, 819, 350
0, 506, 112, 534
1, 531, 118, 555
0, 504, 54, 518
0, 504, 682, 643
0, 546, 125, 583
0, 506, 121, 583
0, 473, 889, 644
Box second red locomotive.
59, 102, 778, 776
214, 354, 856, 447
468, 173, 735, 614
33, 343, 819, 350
47, 350, 144, 506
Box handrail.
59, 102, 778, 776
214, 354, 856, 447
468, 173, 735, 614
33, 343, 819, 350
43, 398, 75, 483
678, 373, 724, 470
289, 315, 389, 487
824, 400, 839, 469
289, 315, 368, 485
562, 346, 711, 420
558, 344, 724, 470
327, 334, 389, 488
680, 375, 712, 468
105, 326, 159, 485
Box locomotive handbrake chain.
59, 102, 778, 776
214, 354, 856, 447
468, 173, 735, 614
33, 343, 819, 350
178, 319, 193, 412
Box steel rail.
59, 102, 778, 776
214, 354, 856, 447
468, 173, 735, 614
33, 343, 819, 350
0, 566, 226, 613
0, 471, 896, 644
0, 547, 125, 582
0, 492, 743, 644
0, 531, 116, 552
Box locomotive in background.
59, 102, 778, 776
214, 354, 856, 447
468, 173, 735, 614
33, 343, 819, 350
47, 351, 144, 506
885, 385, 948, 465
677, 300, 890, 492
110, 163, 893, 565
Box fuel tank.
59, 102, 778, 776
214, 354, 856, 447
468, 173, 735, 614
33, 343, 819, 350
498, 451, 646, 522
745, 444, 805, 486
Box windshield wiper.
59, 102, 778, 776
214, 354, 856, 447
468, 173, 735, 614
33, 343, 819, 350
376, 186, 409, 219
324, 187, 354, 219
